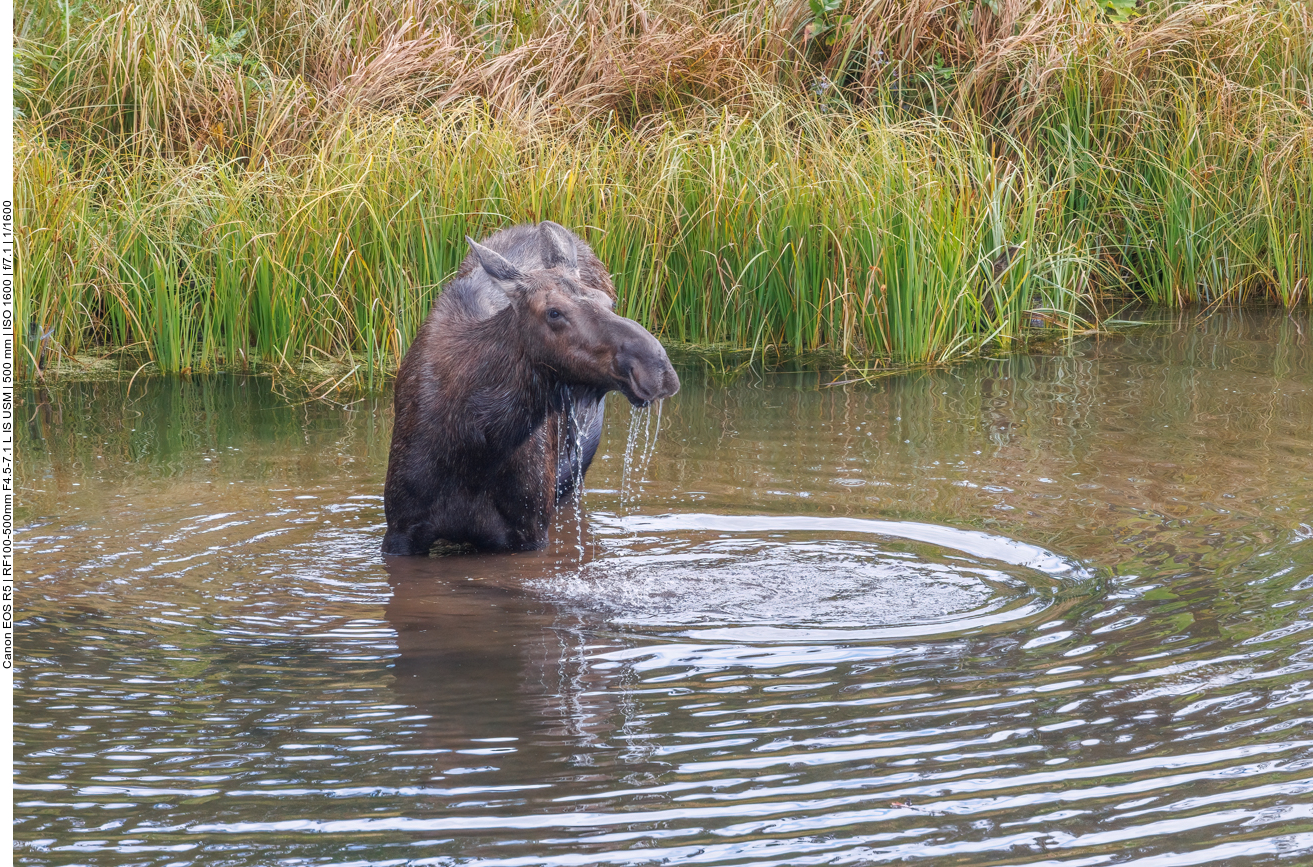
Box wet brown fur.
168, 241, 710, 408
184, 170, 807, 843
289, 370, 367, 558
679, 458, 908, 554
383, 222, 678, 555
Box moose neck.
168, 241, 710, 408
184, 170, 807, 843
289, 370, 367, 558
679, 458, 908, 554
442, 309, 569, 458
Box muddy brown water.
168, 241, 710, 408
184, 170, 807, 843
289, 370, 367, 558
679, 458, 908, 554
14, 311, 1313, 866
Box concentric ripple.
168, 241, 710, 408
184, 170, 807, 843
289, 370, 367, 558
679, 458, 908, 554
537, 513, 1092, 638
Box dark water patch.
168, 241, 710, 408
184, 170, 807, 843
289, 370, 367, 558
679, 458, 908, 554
14, 310, 1313, 866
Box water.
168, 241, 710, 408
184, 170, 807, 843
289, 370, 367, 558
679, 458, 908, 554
14, 311, 1313, 866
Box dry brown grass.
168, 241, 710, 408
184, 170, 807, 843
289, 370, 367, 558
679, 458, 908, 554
959, 2, 1312, 127
19, 0, 774, 157
18, 0, 1313, 159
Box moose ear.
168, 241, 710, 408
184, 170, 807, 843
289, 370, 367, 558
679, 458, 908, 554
466, 236, 527, 286
539, 221, 579, 270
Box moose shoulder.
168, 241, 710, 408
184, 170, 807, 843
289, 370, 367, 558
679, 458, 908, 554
383, 222, 679, 555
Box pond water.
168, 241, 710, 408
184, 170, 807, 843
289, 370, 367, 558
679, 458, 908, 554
15, 311, 1313, 866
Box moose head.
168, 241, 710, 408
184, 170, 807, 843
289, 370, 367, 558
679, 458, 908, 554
384, 221, 679, 555
463, 222, 679, 407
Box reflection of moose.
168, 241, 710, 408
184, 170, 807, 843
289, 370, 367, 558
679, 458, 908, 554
384, 222, 679, 555
382, 541, 629, 780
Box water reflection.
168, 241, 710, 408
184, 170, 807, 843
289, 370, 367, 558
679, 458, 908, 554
14, 310, 1313, 866
383, 533, 627, 778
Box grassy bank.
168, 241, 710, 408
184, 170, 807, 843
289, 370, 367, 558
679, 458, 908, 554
15, 0, 1313, 379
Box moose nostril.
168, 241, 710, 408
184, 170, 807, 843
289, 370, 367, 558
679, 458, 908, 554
665, 366, 681, 396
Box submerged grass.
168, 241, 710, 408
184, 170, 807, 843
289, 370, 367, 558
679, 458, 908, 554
15, 0, 1313, 379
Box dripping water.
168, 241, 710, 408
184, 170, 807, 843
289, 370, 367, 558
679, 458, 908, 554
619, 399, 664, 513
640, 398, 663, 474
619, 403, 646, 512
559, 388, 588, 560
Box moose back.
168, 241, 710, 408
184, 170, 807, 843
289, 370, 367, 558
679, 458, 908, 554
383, 222, 679, 555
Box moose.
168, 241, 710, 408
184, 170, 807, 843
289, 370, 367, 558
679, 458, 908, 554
383, 221, 679, 555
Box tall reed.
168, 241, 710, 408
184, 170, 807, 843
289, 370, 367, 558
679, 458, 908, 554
15, 0, 1313, 379
18, 106, 1097, 377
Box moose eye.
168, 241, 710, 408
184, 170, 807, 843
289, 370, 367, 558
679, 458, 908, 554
547, 308, 564, 321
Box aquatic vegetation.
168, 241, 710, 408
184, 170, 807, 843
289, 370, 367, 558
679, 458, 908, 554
14, 0, 1313, 377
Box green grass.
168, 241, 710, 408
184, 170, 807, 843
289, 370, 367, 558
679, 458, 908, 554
15, 0, 1313, 380
18, 109, 1100, 379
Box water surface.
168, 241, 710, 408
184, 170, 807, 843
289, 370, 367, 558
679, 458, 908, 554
15, 311, 1313, 865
